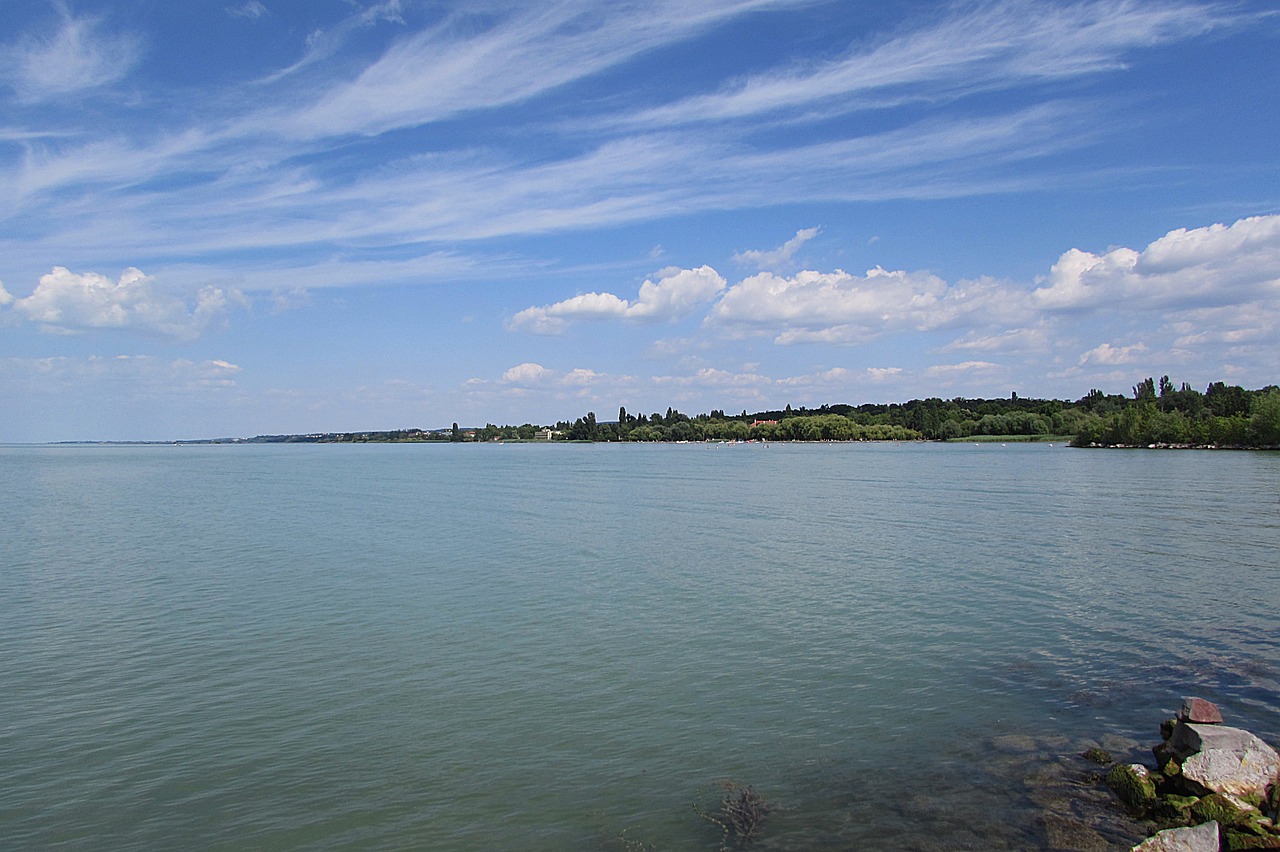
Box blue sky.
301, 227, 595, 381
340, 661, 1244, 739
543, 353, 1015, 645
2, 0, 1278, 441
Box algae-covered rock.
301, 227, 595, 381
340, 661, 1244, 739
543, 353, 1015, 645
1082, 747, 1114, 765
1224, 829, 1280, 850
1151, 794, 1200, 824
1191, 792, 1258, 828
1109, 763, 1159, 813
1132, 820, 1220, 851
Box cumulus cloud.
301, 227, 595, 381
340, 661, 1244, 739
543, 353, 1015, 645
509, 266, 726, 334
1033, 214, 1280, 312
733, 227, 820, 270
502, 362, 552, 384
8, 267, 245, 340
1078, 342, 1147, 366
708, 266, 1017, 344
866, 367, 904, 382
4, 9, 141, 102
495, 362, 615, 390
0, 280, 12, 306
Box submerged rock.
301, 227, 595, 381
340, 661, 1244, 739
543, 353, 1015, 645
1082, 747, 1114, 765
1132, 820, 1219, 851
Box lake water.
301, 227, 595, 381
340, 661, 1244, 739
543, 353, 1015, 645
3, 442, 1278, 850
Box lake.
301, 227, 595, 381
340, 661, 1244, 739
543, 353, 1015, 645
2, 442, 1278, 850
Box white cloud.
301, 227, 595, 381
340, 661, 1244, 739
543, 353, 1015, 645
8, 267, 245, 341
4, 9, 141, 102
778, 367, 851, 386
600, 0, 1233, 131
942, 326, 1052, 353
561, 368, 602, 386
509, 266, 726, 334
0, 280, 12, 306
502, 362, 552, 384
276, 0, 803, 139
2, 354, 242, 394
866, 367, 904, 383
708, 266, 1017, 345
1078, 342, 1148, 366
924, 360, 1002, 377
654, 366, 775, 390
628, 266, 729, 319
255, 1, 404, 83
227, 2, 269, 20
1033, 214, 1280, 312
734, 227, 820, 270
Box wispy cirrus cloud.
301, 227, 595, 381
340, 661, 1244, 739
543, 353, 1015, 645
226, 2, 269, 21
268, 0, 805, 140
4, 1, 1246, 269
1, 6, 142, 103
593, 0, 1236, 131
0, 0, 1269, 336
734, 227, 820, 270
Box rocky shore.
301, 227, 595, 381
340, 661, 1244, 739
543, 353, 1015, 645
1104, 698, 1280, 851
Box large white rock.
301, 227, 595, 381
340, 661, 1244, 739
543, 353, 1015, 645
1169, 723, 1280, 799
1131, 820, 1219, 851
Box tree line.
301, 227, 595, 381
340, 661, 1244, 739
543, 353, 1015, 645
242, 376, 1280, 448
550, 378, 1279, 448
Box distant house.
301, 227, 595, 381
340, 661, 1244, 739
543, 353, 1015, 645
534, 428, 555, 441
751, 419, 777, 427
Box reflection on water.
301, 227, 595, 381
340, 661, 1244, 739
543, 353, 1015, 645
2, 443, 1278, 849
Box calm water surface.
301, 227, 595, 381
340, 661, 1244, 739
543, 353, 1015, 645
2, 442, 1278, 850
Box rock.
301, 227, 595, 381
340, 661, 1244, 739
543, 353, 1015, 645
1109, 763, 1159, 813
1152, 794, 1200, 824
1180, 698, 1224, 725
991, 733, 1039, 753
1224, 830, 1280, 849
1191, 791, 1261, 827
1041, 813, 1112, 851
1167, 723, 1280, 800
1131, 820, 1220, 851
1082, 747, 1114, 765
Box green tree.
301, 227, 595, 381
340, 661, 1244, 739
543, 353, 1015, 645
1205, 382, 1248, 417
1250, 389, 1280, 446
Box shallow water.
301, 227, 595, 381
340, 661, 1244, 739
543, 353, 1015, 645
3, 442, 1278, 849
